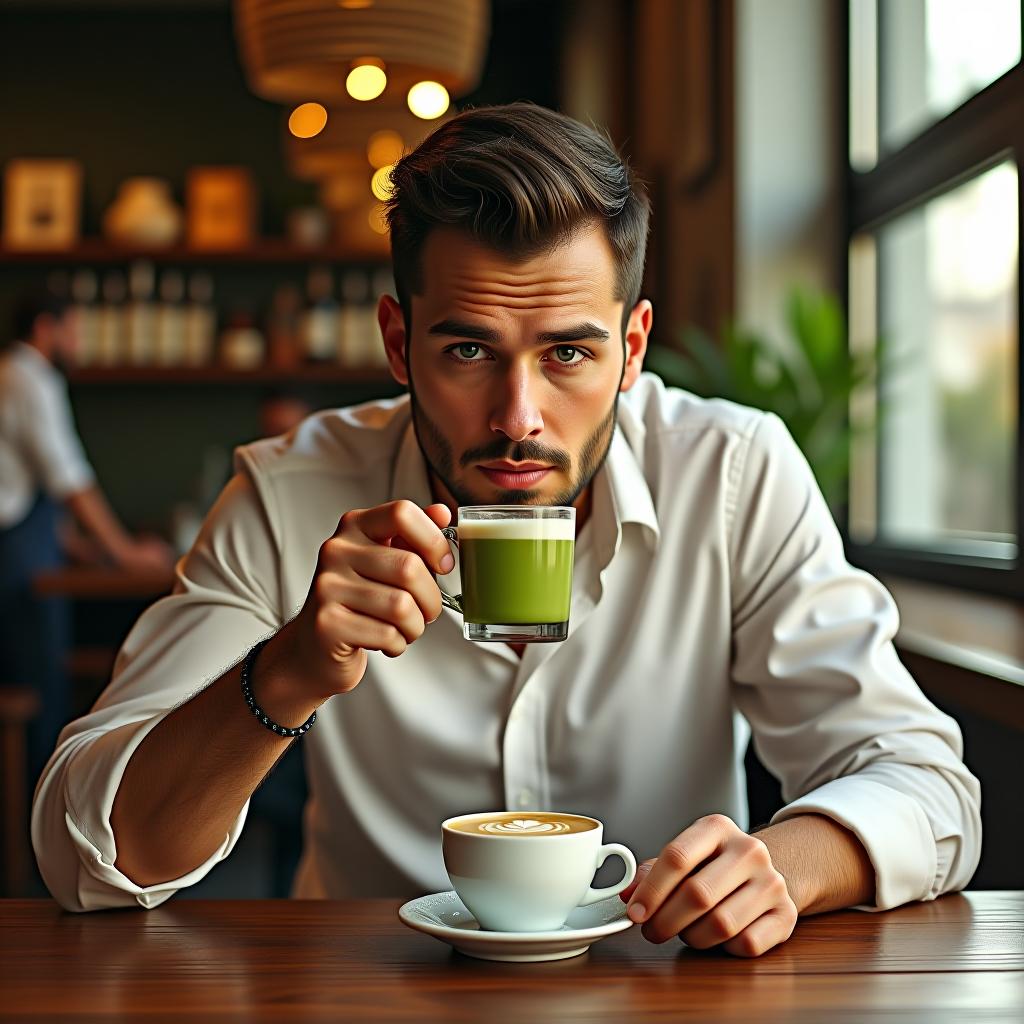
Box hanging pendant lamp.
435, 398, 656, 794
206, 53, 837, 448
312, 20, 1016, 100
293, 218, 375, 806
234, 0, 490, 105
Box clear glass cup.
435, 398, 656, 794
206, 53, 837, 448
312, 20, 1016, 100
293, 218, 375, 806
438, 505, 576, 643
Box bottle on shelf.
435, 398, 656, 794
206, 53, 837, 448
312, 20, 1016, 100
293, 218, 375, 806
69, 269, 100, 368
155, 270, 187, 366
96, 271, 127, 366
302, 265, 339, 363
125, 261, 156, 365
338, 270, 378, 367
183, 271, 216, 366
219, 311, 265, 371
266, 283, 302, 370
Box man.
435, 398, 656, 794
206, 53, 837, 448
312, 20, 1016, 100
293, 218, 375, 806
0, 290, 171, 784
32, 105, 980, 957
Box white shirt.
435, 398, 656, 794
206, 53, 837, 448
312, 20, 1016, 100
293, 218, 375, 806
0, 341, 95, 527
32, 373, 981, 914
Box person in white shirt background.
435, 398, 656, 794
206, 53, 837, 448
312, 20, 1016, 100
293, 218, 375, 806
33, 104, 980, 958
0, 290, 172, 791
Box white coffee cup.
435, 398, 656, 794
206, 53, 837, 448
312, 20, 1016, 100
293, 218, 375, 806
441, 811, 637, 932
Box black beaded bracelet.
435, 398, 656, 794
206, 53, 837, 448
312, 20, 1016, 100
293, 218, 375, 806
240, 638, 317, 739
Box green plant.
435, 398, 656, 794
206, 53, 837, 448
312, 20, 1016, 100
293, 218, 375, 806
644, 287, 884, 513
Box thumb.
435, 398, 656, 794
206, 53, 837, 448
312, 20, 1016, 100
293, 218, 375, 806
620, 859, 655, 902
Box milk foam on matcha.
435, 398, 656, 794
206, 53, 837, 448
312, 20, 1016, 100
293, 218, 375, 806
457, 517, 576, 541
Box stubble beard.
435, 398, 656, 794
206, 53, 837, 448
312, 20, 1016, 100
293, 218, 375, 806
407, 379, 620, 509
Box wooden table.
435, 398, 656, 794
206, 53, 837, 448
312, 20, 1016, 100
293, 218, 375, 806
1, 893, 1021, 1021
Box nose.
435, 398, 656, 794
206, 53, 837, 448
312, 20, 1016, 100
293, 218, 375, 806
488, 361, 544, 441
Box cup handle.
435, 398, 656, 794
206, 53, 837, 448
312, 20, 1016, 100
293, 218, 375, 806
438, 526, 463, 614
579, 843, 637, 907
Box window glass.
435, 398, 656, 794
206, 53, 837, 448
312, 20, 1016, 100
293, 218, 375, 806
852, 161, 1018, 556
850, 0, 1020, 170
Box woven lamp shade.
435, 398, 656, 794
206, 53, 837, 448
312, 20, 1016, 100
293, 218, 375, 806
235, 0, 490, 104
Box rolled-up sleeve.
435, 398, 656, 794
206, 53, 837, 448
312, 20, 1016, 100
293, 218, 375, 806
31, 451, 284, 912
727, 412, 982, 911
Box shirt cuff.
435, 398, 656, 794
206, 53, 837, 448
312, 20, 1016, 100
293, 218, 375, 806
769, 775, 937, 912
64, 711, 249, 911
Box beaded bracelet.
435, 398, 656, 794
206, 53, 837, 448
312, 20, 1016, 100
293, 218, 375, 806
240, 638, 317, 739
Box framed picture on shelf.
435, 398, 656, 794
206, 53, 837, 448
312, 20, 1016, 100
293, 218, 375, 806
3, 158, 82, 250
186, 166, 256, 250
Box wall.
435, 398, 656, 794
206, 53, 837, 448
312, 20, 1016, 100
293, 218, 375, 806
0, 1, 563, 530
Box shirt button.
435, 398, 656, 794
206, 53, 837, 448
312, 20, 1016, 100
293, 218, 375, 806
518, 789, 534, 808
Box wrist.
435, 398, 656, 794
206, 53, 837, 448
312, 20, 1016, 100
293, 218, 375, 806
248, 629, 324, 730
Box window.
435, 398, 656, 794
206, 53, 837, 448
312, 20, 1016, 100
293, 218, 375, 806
845, 0, 1023, 598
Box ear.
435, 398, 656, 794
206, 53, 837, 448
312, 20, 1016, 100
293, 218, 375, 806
620, 299, 652, 393
377, 294, 409, 386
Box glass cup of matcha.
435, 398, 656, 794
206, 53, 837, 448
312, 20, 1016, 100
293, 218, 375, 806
438, 505, 575, 643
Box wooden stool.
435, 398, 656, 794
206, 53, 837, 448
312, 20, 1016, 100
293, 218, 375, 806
0, 686, 41, 896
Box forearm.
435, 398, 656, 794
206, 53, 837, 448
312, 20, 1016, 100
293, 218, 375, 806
65, 485, 134, 563
754, 813, 875, 915
110, 624, 321, 887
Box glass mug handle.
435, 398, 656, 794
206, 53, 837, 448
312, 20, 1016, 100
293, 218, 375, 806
438, 526, 463, 614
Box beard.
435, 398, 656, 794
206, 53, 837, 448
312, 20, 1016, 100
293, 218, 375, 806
408, 382, 619, 509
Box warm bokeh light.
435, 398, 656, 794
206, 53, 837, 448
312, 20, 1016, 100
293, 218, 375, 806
288, 102, 328, 139
369, 203, 389, 234
407, 80, 449, 119
339, 0, 374, 8
371, 164, 395, 201
346, 61, 387, 101
367, 130, 404, 168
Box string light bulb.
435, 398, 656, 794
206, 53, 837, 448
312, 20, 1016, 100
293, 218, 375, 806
407, 80, 449, 119
346, 59, 387, 101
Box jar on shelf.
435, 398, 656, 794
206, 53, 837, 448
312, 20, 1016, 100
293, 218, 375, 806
103, 177, 183, 248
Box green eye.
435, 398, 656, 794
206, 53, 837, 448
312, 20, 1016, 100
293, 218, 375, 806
554, 345, 581, 363
455, 343, 481, 359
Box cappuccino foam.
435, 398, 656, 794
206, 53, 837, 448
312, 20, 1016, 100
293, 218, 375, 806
447, 813, 596, 836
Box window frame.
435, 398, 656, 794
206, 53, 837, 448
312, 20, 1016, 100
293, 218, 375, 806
840, 0, 1024, 601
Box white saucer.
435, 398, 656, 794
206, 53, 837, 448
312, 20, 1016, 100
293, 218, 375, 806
398, 891, 634, 962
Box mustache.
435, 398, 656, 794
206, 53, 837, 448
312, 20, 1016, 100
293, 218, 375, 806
460, 438, 572, 473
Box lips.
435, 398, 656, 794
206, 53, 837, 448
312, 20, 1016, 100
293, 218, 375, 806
477, 461, 553, 489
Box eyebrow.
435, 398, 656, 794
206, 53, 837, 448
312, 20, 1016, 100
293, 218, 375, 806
427, 318, 610, 344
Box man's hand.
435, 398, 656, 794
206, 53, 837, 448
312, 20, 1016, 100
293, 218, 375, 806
620, 814, 798, 957
269, 500, 455, 703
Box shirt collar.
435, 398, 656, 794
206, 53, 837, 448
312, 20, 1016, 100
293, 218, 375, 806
389, 416, 660, 552
591, 424, 661, 561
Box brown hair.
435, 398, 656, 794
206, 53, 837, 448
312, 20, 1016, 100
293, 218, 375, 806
385, 103, 650, 332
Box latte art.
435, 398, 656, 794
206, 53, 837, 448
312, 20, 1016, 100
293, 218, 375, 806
446, 812, 598, 836
479, 818, 571, 835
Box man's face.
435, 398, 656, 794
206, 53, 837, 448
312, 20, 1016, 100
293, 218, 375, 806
380, 222, 650, 512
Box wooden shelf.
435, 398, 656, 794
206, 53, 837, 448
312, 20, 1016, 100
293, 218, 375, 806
0, 239, 387, 265
67, 365, 396, 385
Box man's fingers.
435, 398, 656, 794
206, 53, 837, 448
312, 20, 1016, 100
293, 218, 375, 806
674, 878, 768, 949
636, 843, 752, 938
340, 500, 454, 575
344, 545, 444, 624
316, 603, 410, 659
720, 906, 797, 958
626, 816, 728, 923
327, 579, 426, 644
620, 860, 654, 902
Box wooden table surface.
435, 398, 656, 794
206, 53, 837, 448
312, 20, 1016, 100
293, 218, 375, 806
1, 893, 1021, 1022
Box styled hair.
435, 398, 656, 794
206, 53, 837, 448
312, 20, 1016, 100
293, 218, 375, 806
385, 103, 650, 331
7, 288, 70, 351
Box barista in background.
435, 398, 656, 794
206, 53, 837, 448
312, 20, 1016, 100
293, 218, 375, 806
0, 288, 173, 784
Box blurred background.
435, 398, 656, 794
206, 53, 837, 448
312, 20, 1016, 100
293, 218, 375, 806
0, 0, 1020, 899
